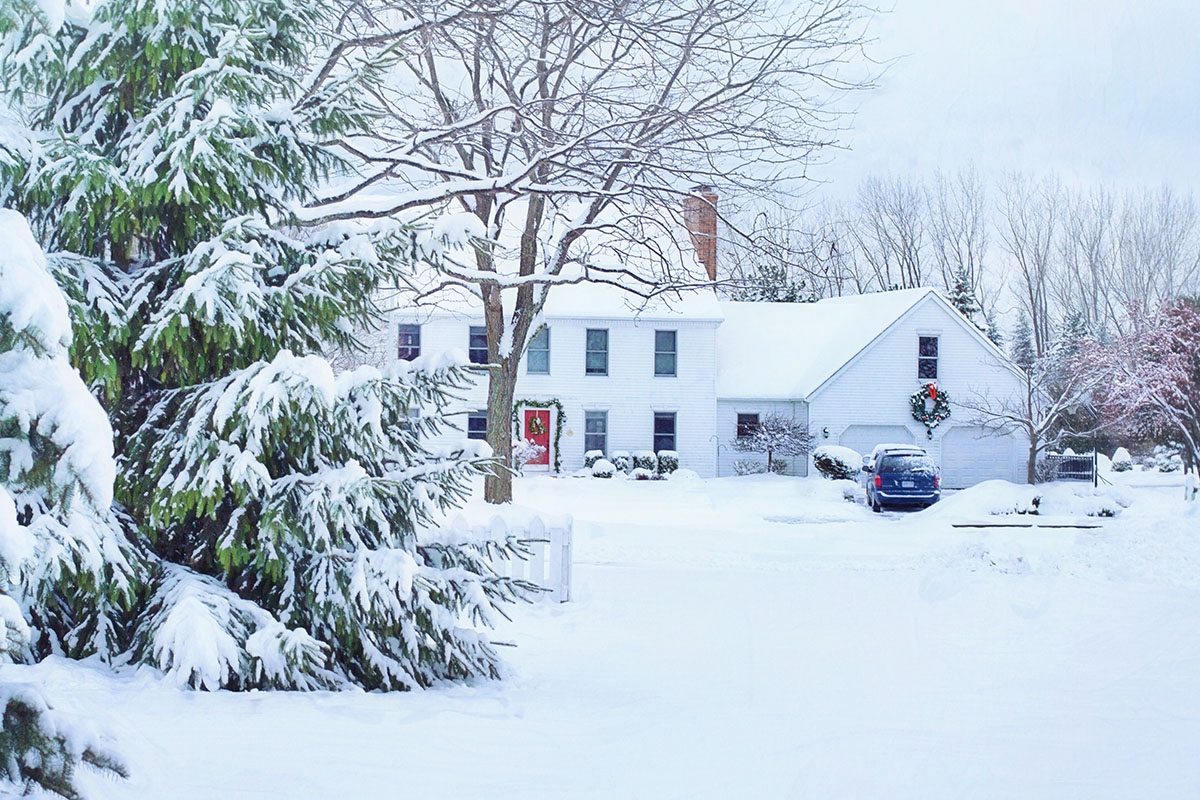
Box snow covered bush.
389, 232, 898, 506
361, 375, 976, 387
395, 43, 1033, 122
633, 451, 657, 471
1149, 445, 1183, 473
657, 450, 679, 474
584, 450, 605, 469
591, 459, 616, 478
611, 451, 632, 473
629, 468, 654, 481
0, 0, 532, 692
812, 446, 860, 480
512, 438, 547, 474
1111, 448, 1133, 472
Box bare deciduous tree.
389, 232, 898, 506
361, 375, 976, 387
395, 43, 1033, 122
848, 174, 927, 291
320, 0, 872, 502
997, 173, 1060, 356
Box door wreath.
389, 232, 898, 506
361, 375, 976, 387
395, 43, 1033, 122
910, 382, 951, 435
526, 414, 547, 436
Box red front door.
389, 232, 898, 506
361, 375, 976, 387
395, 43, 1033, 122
523, 409, 551, 466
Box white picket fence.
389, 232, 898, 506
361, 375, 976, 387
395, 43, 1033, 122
491, 515, 573, 603
439, 507, 573, 602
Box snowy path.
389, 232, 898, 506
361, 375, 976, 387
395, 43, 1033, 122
14, 475, 1200, 799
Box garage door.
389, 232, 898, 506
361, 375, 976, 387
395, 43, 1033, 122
839, 425, 914, 463
940, 426, 1015, 488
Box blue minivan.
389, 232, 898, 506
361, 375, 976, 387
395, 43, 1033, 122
865, 451, 941, 512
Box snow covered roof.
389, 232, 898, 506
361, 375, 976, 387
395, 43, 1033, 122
394, 281, 722, 323
716, 288, 939, 400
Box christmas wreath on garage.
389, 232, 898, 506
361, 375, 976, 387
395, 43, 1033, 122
910, 382, 951, 435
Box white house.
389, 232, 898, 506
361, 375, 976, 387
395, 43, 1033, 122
385, 285, 1031, 487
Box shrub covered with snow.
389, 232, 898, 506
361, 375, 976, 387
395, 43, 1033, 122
591, 459, 616, 478
611, 451, 632, 473
923, 480, 1130, 520
1149, 445, 1183, 473
512, 438, 547, 474
657, 450, 679, 474
629, 468, 654, 481
1111, 447, 1133, 472
584, 450, 605, 469
667, 468, 701, 482
633, 451, 657, 471
812, 445, 860, 480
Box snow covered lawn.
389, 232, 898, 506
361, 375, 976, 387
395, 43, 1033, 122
9, 475, 1200, 798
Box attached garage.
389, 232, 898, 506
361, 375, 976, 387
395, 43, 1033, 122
839, 425, 915, 461
940, 425, 1015, 488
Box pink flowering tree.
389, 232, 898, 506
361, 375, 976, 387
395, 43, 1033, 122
1082, 300, 1200, 473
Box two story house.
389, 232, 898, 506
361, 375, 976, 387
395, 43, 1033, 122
387, 285, 1031, 487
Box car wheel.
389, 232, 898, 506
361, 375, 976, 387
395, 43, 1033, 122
871, 497, 882, 513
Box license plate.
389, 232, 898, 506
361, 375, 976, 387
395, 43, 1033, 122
901, 480, 915, 488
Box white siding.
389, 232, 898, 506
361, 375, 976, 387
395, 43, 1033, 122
715, 400, 808, 477
807, 298, 1030, 484
388, 310, 720, 476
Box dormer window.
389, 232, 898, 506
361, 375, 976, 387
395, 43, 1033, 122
918, 336, 938, 380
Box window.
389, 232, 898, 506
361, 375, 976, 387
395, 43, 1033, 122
653, 412, 676, 453
527, 327, 550, 374
736, 413, 760, 439
918, 336, 939, 380
397, 324, 421, 361
466, 411, 487, 440
469, 326, 488, 365
585, 329, 608, 375
654, 330, 677, 376
584, 411, 607, 454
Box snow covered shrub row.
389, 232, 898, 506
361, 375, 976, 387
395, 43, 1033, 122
657, 450, 679, 474
812, 446, 860, 480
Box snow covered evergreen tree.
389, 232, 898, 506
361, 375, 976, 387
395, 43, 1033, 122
2, 0, 531, 690
948, 267, 982, 324
1009, 312, 1036, 372
0, 209, 127, 797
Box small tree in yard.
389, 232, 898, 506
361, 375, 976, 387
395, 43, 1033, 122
731, 415, 813, 474
1083, 299, 1200, 474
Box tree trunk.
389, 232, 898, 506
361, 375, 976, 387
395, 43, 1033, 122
1026, 440, 1038, 485
484, 360, 519, 504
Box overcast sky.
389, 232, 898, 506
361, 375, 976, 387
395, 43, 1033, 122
811, 0, 1200, 195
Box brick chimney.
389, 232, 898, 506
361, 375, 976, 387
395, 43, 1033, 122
683, 185, 718, 282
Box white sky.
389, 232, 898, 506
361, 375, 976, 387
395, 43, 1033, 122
812, 0, 1200, 195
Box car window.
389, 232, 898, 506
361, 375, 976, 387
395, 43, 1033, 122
878, 454, 936, 473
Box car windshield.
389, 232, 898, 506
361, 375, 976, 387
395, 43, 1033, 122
878, 454, 936, 474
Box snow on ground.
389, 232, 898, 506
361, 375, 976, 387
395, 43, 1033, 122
5, 474, 1199, 799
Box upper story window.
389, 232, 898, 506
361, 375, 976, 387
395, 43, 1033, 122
918, 336, 939, 380
398, 324, 421, 361
584, 410, 607, 455
468, 326, 488, 365
736, 413, 759, 439
467, 411, 487, 440
527, 327, 550, 374
585, 328, 609, 375
654, 330, 677, 376
653, 412, 676, 453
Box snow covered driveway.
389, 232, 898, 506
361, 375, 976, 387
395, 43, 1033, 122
17, 475, 1200, 798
